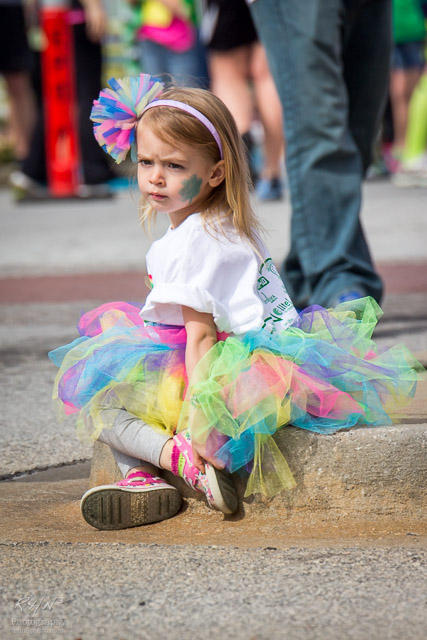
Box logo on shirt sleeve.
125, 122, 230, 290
258, 257, 297, 332
145, 274, 153, 290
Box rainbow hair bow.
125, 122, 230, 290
90, 74, 164, 164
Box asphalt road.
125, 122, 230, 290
1, 543, 426, 640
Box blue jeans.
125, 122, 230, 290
138, 35, 209, 88
392, 41, 425, 71
250, 0, 391, 307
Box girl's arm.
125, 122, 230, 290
182, 305, 217, 383
182, 305, 219, 473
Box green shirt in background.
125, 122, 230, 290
393, 0, 426, 43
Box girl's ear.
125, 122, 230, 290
208, 160, 225, 187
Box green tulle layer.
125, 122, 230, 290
49, 298, 424, 498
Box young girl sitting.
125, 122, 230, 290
49, 74, 422, 530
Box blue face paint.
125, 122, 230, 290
179, 175, 202, 204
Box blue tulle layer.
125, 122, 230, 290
49, 298, 424, 497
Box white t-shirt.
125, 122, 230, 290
140, 213, 297, 335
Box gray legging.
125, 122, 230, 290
98, 409, 170, 478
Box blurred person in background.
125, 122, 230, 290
0, 0, 36, 164
10, 0, 117, 200
392, 0, 427, 186
131, 0, 208, 87
385, 0, 426, 173
250, 0, 391, 308
203, 0, 284, 200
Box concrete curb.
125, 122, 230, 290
90, 420, 427, 523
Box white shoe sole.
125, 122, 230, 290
392, 173, 427, 188
205, 464, 238, 515
80, 484, 182, 530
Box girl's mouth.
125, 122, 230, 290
150, 193, 167, 201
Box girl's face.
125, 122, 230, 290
136, 122, 225, 228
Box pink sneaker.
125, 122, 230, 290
171, 431, 238, 515
80, 471, 181, 530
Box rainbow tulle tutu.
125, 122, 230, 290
49, 298, 423, 498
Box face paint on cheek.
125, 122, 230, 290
179, 175, 202, 204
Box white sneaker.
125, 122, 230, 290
392, 155, 427, 188
9, 171, 48, 200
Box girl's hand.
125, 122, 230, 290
191, 440, 226, 475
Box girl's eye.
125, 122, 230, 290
169, 163, 184, 170
139, 159, 152, 166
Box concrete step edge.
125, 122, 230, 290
90, 423, 427, 521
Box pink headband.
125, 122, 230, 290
142, 99, 224, 160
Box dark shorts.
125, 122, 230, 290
203, 0, 258, 51
392, 41, 426, 71
0, 5, 32, 73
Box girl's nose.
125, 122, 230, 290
149, 166, 164, 185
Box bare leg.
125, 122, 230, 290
4, 72, 36, 160
159, 438, 174, 471
209, 46, 253, 134
250, 43, 284, 180
390, 68, 423, 153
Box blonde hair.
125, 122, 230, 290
136, 86, 262, 248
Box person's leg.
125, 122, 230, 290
250, 42, 284, 181
208, 46, 254, 134
250, 0, 385, 307
192, 31, 210, 89
0, 4, 36, 161
73, 23, 116, 186
88, 409, 237, 520
109, 448, 146, 478
97, 409, 223, 476
389, 66, 423, 155
138, 38, 168, 79
167, 37, 209, 88
3, 72, 36, 161
81, 411, 181, 530
97, 409, 171, 474
392, 67, 427, 186
209, 45, 259, 180
343, 1, 392, 174
20, 51, 47, 184
403, 70, 427, 161
388, 42, 424, 157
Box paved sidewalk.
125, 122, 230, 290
0, 180, 426, 497
0, 181, 426, 639
1, 179, 426, 473
1, 180, 427, 276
